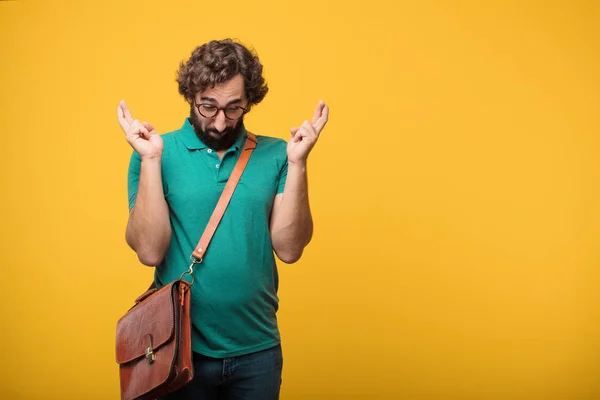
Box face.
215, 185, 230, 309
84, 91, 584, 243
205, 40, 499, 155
190, 74, 248, 151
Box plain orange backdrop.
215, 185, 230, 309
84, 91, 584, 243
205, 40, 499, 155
1, 1, 599, 399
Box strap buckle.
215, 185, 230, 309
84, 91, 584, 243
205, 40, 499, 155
180, 256, 202, 285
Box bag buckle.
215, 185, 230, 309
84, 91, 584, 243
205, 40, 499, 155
145, 347, 156, 365
145, 336, 156, 365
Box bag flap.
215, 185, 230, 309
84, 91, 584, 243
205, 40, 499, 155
115, 282, 177, 364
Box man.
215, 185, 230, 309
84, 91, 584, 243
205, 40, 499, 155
117, 39, 328, 399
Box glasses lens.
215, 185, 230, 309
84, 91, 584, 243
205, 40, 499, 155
198, 105, 218, 118
224, 107, 244, 120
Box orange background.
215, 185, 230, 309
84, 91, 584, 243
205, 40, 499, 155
1, 1, 599, 398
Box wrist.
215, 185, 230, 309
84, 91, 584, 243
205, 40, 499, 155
287, 160, 307, 172
288, 158, 306, 169
140, 154, 163, 163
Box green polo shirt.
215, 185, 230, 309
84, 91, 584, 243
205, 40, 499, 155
127, 118, 288, 358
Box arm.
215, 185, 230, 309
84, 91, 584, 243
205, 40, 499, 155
270, 100, 329, 264
270, 166, 313, 263
118, 100, 171, 266
126, 158, 171, 266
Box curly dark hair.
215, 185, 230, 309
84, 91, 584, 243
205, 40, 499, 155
177, 39, 269, 111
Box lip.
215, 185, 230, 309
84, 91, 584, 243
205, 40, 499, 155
209, 129, 227, 138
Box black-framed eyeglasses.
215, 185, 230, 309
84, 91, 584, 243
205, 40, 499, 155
195, 101, 247, 120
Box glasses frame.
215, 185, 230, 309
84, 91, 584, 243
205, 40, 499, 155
194, 100, 247, 121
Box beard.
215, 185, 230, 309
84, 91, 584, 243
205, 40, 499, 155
189, 104, 244, 151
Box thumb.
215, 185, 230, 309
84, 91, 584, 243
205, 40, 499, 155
143, 121, 156, 133
140, 128, 151, 140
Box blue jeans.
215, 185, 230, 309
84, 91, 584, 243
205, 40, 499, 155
163, 344, 283, 400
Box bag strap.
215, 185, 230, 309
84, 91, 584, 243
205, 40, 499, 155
191, 132, 257, 261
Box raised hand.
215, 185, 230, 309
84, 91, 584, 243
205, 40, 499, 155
288, 100, 329, 166
117, 100, 163, 159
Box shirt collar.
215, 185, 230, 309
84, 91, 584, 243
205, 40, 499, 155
179, 118, 248, 152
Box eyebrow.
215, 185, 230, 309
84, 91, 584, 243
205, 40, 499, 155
200, 97, 243, 106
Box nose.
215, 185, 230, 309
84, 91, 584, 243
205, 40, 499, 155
213, 109, 227, 132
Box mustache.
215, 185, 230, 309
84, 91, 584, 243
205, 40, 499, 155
206, 126, 232, 134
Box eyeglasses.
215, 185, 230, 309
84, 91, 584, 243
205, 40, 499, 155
195, 101, 247, 120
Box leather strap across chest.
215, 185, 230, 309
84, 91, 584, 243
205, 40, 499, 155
191, 132, 257, 261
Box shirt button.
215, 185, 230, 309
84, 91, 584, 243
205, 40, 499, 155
216, 164, 220, 169
207, 149, 212, 153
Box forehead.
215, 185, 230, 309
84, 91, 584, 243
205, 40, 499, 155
198, 74, 245, 102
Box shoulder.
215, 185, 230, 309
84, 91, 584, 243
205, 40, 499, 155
158, 126, 189, 160
253, 134, 287, 155
161, 129, 183, 146
248, 134, 287, 175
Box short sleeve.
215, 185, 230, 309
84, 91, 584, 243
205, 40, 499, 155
127, 151, 141, 210
277, 154, 288, 195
